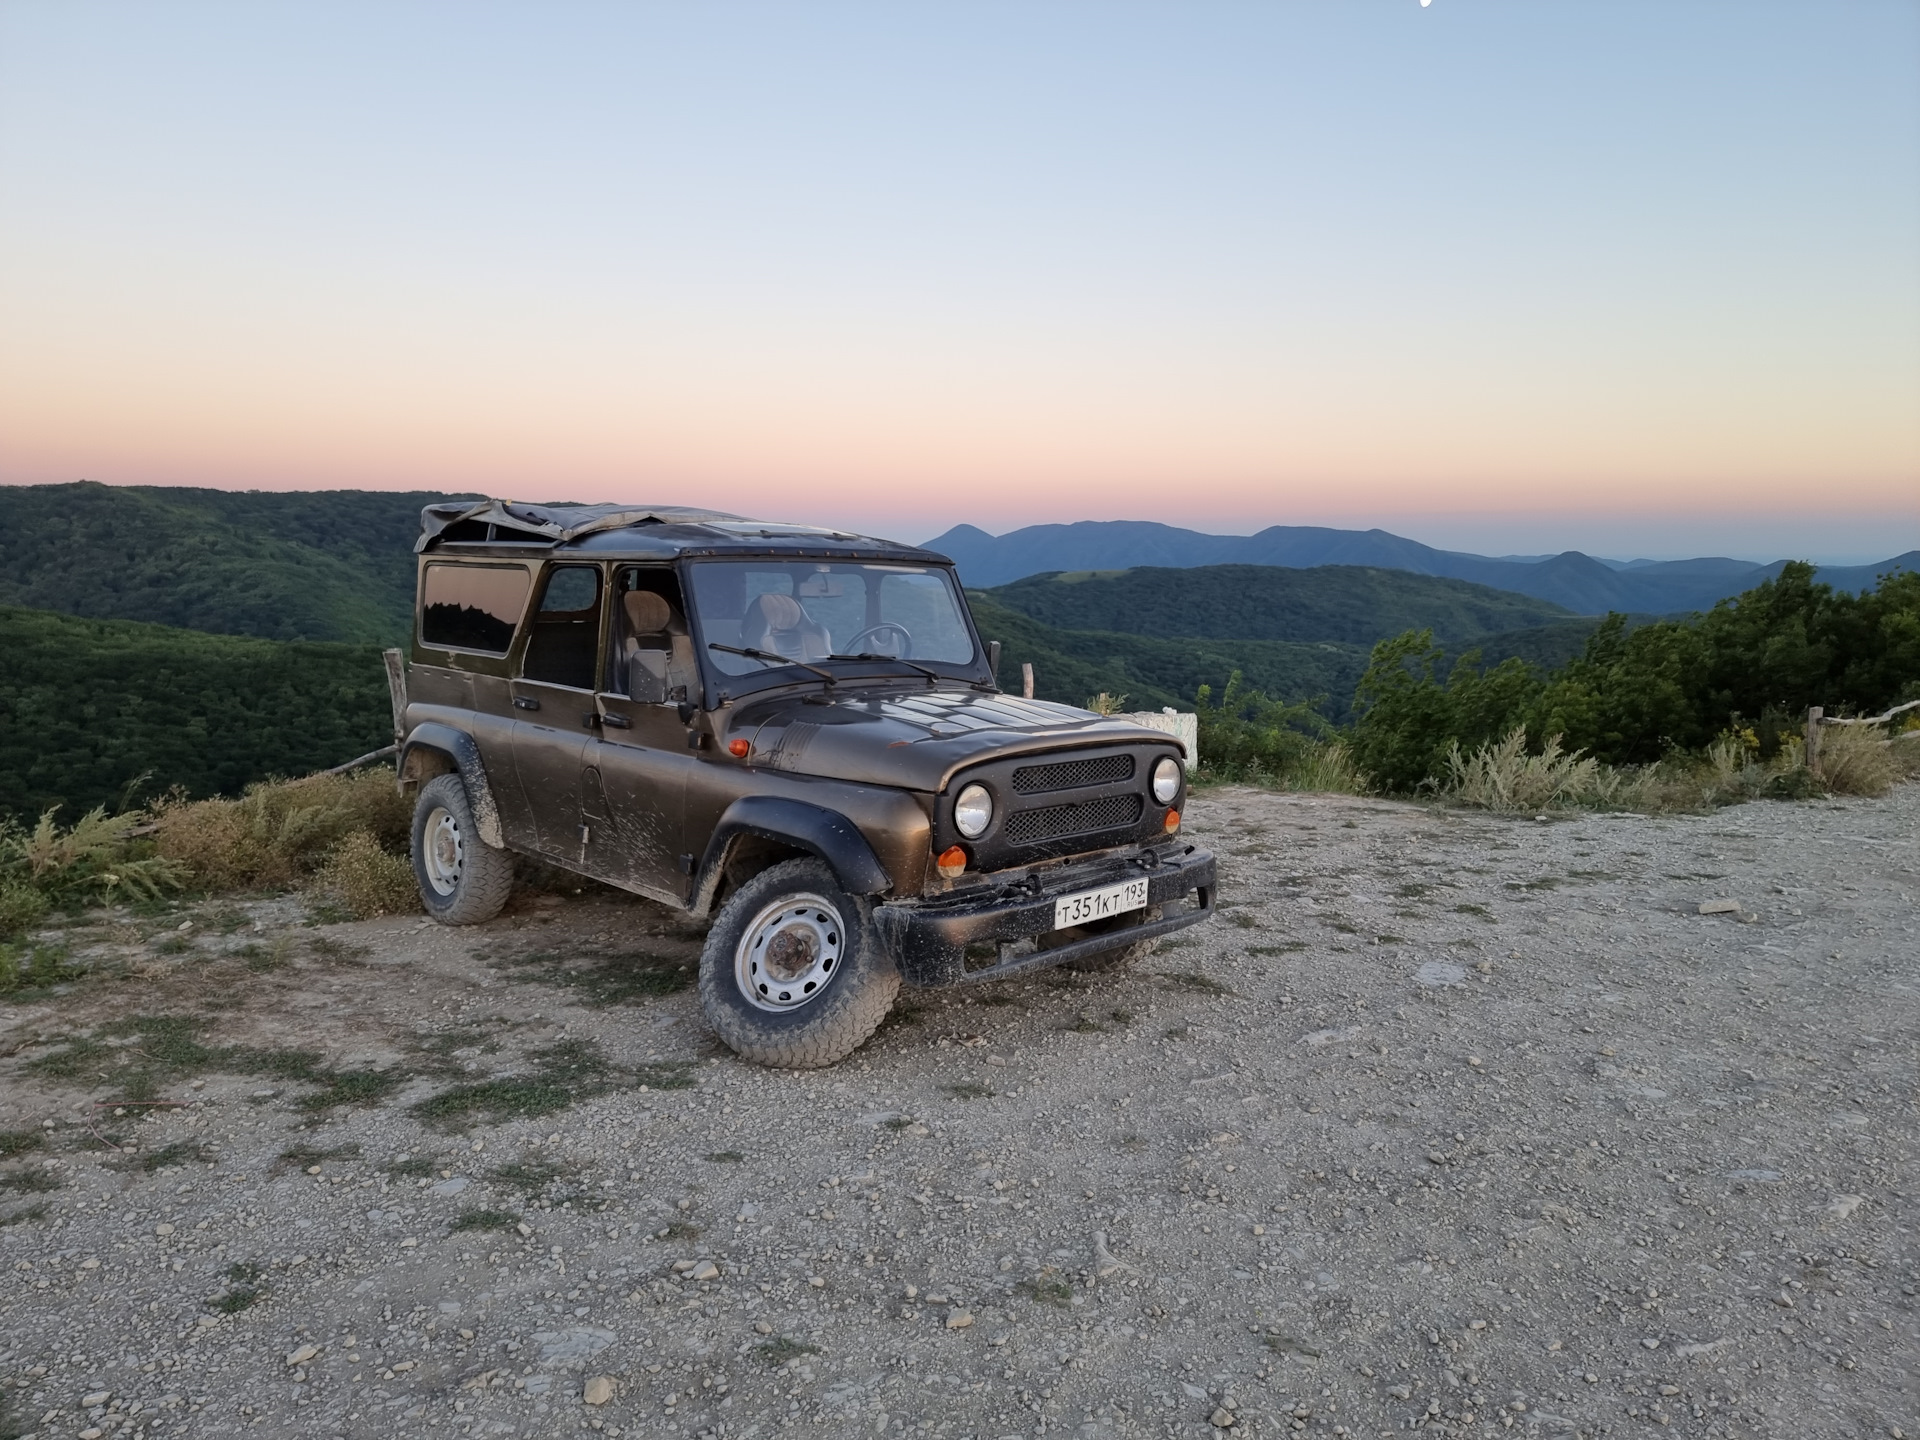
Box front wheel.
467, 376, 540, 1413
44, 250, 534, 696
411, 773, 515, 925
698, 857, 899, 1068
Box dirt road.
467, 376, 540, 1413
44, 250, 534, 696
2, 786, 1915, 1440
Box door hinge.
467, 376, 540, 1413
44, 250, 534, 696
578, 824, 592, 846
678, 853, 696, 875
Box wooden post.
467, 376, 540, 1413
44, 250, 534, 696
383, 648, 409, 751
1021, 662, 1035, 700
1805, 705, 1823, 778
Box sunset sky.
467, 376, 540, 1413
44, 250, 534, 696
1, 3, 1915, 561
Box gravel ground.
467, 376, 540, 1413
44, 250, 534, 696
1, 785, 1915, 1440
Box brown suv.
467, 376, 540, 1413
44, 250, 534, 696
398, 500, 1216, 1068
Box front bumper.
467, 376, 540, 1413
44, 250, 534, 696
871, 843, 1216, 987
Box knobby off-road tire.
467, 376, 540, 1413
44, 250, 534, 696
1058, 905, 1163, 973
411, 773, 515, 925
698, 857, 900, 1069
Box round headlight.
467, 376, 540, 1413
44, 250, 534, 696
953, 782, 994, 839
1151, 756, 1182, 805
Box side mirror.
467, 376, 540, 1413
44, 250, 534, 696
986, 640, 1002, 682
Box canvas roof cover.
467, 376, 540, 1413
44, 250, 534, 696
416, 499, 747, 551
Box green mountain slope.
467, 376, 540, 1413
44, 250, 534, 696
0, 482, 472, 643
968, 596, 1367, 718
983, 563, 1575, 647
0, 605, 391, 820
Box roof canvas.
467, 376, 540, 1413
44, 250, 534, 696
416, 498, 746, 551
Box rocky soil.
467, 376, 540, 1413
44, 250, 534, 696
0, 786, 1915, 1440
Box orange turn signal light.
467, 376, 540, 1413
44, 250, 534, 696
727, 738, 751, 759
935, 844, 968, 878
1163, 808, 1181, 834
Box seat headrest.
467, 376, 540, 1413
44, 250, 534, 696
623, 591, 674, 634
753, 592, 805, 630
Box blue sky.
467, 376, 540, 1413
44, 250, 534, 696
1, 2, 1915, 560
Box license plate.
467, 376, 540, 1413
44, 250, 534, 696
1053, 877, 1149, 930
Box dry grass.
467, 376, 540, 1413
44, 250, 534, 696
1437, 728, 1604, 812
1820, 723, 1915, 797
152, 770, 410, 890
316, 830, 420, 919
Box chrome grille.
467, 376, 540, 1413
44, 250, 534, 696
1011, 753, 1134, 794
1002, 793, 1144, 845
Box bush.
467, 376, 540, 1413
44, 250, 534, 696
1348, 632, 1539, 793
0, 806, 182, 938
1435, 728, 1604, 812
1194, 673, 1359, 792
153, 769, 410, 891
316, 831, 420, 919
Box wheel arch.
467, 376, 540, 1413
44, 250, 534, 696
398, 722, 506, 850
690, 796, 891, 918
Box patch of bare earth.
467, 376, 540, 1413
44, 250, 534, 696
1, 788, 1914, 1439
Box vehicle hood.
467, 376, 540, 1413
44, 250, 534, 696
723, 686, 1182, 793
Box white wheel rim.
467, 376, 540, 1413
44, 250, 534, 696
423, 806, 463, 896
734, 892, 844, 1012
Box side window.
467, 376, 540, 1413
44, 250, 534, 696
520, 565, 603, 689
420, 563, 531, 653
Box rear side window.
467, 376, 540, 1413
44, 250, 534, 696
521, 564, 604, 689
420, 563, 531, 653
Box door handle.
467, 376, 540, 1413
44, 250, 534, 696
513, 697, 540, 711
599, 712, 631, 729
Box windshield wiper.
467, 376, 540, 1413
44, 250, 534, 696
825, 652, 942, 685
707, 642, 836, 687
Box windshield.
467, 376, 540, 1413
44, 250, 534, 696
687, 560, 977, 678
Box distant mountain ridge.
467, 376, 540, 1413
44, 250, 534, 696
925, 520, 1919, 615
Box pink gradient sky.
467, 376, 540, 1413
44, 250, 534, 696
2, 4, 1915, 562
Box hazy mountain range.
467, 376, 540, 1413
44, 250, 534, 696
926, 520, 1919, 615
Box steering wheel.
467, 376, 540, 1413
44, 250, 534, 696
843, 622, 914, 658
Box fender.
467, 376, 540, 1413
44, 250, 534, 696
694, 795, 892, 912
398, 722, 506, 850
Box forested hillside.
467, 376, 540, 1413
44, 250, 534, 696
0, 606, 391, 820
967, 595, 1368, 717
0, 482, 472, 643
983, 564, 1574, 647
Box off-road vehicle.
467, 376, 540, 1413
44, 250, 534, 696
398, 500, 1216, 1067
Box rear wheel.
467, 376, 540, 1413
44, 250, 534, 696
698, 857, 899, 1068
411, 773, 514, 925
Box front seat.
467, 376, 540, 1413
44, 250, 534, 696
622, 591, 695, 703
739, 591, 831, 660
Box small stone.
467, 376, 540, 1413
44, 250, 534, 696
80, 1258, 99, 1270
808, 1275, 825, 1289
1252, 1225, 1265, 1236
285, 1345, 319, 1366
1641, 1338, 1660, 1349
1827, 1194, 1864, 1220
583, 1375, 616, 1406
689, 1260, 719, 1282
516, 1222, 533, 1237
1387, 1384, 1412, 1400
1659, 1385, 1680, 1396
985, 1054, 1008, 1067
154, 1223, 174, 1236
82, 1390, 111, 1406
1468, 1319, 1487, 1330
399, 1237, 419, 1248
306, 1165, 323, 1176
79, 1430, 105, 1440
1466, 1056, 1483, 1068
176, 920, 193, 932
1210, 1407, 1237, 1428
753, 1321, 773, 1335
1697, 899, 1740, 915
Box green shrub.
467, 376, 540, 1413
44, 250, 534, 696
0, 806, 182, 938
1194, 672, 1357, 791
